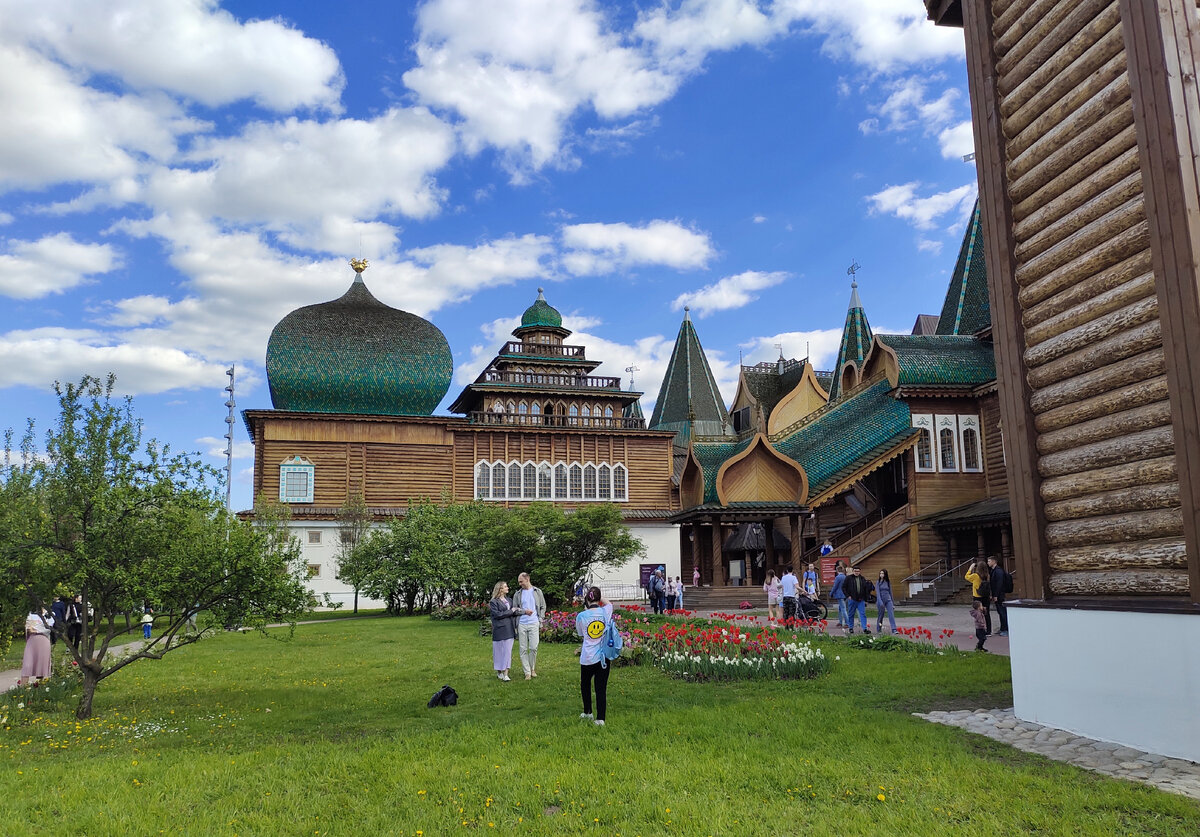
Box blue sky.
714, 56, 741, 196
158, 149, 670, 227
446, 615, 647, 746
0, 0, 978, 510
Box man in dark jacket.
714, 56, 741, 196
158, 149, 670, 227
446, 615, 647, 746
843, 566, 874, 634
987, 556, 1009, 636
647, 569, 666, 614
50, 596, 68, 646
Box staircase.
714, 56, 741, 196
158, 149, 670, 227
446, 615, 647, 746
901, 558, 974, 606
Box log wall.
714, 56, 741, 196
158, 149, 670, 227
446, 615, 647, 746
969, 0, 1200, 598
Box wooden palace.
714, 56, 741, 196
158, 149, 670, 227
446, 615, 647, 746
924, 0, 1200, 760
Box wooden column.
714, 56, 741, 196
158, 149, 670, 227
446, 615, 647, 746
949, 532, 960, 569
710, 517, 724, 587
1121, 0, 1200, 603
977, 529, 987, 561
962, 0, 1052, 600
764, 519, 777, 570
790, 515, 802, 567
1001, 526, 1013, 563
690, 524, 702, 586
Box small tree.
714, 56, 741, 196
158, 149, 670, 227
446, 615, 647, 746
0, 423, 54, 656
334, 492, 372, 613
23, 375, 313, 718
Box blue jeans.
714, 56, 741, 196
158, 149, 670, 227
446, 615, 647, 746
835, 598, 848, 626
846, 599, 867, 631
876, 598, 896, 632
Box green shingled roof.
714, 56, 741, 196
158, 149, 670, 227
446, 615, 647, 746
828, 282, 873, 400
874, 334, 995, 387
773, 377, 916, 500
937, 200, 992, 336
649, 311, 732, 443
518, 288, 563, 329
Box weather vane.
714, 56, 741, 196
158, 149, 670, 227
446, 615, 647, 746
847, 260, 861, 278
624, 364, 640, 390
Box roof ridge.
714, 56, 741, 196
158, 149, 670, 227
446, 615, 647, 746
769, 370, 889, 441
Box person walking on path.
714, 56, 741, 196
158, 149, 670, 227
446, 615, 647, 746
515, 572, 546, 680
665, 576, 678, 611
829, 566, 848, 627
843, 566, 874, 634
875, 569, 898, 634
575, 586, 613, 727
987, 556, 1010, 636
141, 609, 154, 640
50, 597, 67, 646
21, 608, 53, 685
65, 596, 83, 647
675, 577, 684, 609
779, 566, 799, 622
803, 563, 820, 598
647, 569, 666, 614
763, 570, 781, 622
489, 581, 522, 681
972, 601, 989, 651
965, 561, 992, 635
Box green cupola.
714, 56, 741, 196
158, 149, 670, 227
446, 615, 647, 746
265, 260, 453, 416
514, 288, 567, 336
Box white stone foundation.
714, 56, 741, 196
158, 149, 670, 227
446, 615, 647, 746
1009, 605, 1200, 763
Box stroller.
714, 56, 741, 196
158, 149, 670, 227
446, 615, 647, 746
796, 592, 828, 621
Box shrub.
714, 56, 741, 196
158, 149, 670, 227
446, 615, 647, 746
2, 667, 83, 727
430, 601, 489, 621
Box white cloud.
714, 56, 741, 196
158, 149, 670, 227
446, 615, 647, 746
0, 327, 232, 394
635, 0, 805, 73
866, 182, 976, 231
672, 270, 788, 317
144, 108, 457, 249
916, 238, 943, 255
865, 77, 959, 134
786, 0, 964, 72
739, 328, 845, 371
938, 119, 975, 159
3, 0, 344, 111
0, 44, 203, 193
0, 233, 120, 299
196, 436, 255, 459
752, 214, 767, 224
560, 220, 714, 275
404, 0, 676, 171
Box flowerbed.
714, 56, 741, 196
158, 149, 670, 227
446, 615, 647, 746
841, 627, 957, 655
632, 622, 831, 682
430, 601, 489, 621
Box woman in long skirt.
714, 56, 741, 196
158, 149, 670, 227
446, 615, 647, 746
21, 608, 53, 685
488, 581, 522, 681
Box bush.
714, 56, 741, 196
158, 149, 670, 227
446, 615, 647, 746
430, 601, 489, 621
2, 667, 83, 726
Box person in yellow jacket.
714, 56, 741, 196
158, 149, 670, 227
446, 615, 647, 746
965, 561, 992, 635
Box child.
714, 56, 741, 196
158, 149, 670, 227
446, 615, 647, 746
141, 609, 154, 640
971, 601, 988, 652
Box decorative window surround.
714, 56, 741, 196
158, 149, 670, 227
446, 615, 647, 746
960, 415, 983, 472
912, 415, 935, 473
474, 459, 628, 502
280, 455, 315, 503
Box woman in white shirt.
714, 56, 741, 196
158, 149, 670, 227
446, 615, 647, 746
21, 607, 53, 684
574, 587, 614, 727
763, 570, 781, 622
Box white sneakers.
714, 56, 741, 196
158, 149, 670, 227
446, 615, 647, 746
580, 712, 593, 720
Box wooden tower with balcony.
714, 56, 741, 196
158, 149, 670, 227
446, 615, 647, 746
449, 288, 646, 429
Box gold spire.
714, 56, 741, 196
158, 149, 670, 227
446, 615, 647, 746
350, 258, 369, 274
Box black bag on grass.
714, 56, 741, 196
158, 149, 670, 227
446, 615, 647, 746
427, 685, 458, 708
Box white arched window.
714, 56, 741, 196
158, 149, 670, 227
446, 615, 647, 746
554, 463, 568, 499
537, 462, 552, 498
523, 463, 536, 499
569, 404, 579, 426
476, 461, 491, 499
583, 464, 597, 499
518, 401, 528, 414
492, 461, 507, 498
612, 464, 628, 500
531, 402, 541, 415
962, 427, 981, 471
604, 405, 613, 418
598, 464, 612, 500
508, 462, 522, 496
939, 427, 957, 471
569, 463, 583, 499
911, 415, 935, 473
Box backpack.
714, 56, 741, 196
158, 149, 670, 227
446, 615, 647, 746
600, 617, 623, 668
427, 685, 458, 708
977, 576, 991, 599
1003, 570, 1014, 595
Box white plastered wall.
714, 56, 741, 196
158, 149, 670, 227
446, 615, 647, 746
1010, 606, 1200, 762
590, 523, 681, 595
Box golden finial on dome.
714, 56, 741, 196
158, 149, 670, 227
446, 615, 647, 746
350, 258, 369, 274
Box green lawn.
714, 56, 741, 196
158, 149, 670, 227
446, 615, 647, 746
2, 617, 1195, 835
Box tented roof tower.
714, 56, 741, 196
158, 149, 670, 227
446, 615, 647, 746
649, 307, 732, 447
828, 279, 873, 400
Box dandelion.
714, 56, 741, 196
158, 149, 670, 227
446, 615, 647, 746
877, 793, 886, 802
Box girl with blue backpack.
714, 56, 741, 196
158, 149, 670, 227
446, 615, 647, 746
575, 586, 616, 727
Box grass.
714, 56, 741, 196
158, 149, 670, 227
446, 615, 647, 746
1, 617, 1196, 835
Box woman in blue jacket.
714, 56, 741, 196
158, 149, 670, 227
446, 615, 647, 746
875, 569, 897, 634
829, 567, 848, 628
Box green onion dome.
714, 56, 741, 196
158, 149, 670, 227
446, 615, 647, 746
265, 266, 452, 416
520, 287, 562, 329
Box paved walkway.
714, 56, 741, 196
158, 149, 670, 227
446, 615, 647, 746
916, 708, 1200, 800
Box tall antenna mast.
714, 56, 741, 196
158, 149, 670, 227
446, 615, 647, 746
223, 365, 236, 511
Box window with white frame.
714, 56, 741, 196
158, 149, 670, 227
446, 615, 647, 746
598, 464, 611, 499
523, 463, 536, 499
569, 464, 583, 498
279, 456, 315, 503
583, 463, 597, 499
492, 463, 506, 498
554, 463, 568, 498
936, 414, 960, 472
911, 415, 935, 473
960, 415, 982, 472
613, 464, 628, 500
306, 564, 322, 579
307, 530, 322, 544
476, 462, 491, 499
508, 462, 522, 497
537, 462, 552, 498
